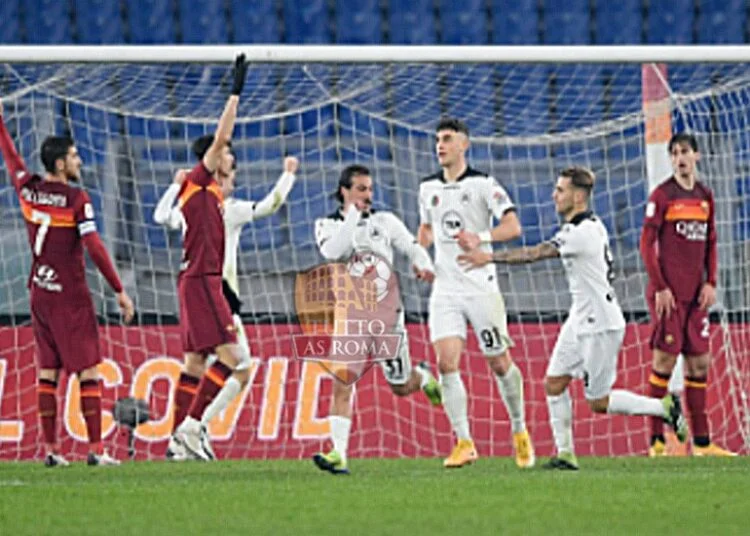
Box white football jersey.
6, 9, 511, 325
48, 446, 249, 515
315, 208, 433, 271
419, 167, 515, 294
549, 211, 626, 334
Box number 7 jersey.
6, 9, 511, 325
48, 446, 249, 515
16, 171, 96, 297
550, 211, 625, 334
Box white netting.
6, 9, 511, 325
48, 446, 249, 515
0, 59, 747, 461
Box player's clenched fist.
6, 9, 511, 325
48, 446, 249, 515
284, 156, 299, 174
231, 53, 249, 96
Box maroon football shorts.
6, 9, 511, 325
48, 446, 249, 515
178, 274, 237, 354
647, 297, 710, 356
30, 294, 101, 374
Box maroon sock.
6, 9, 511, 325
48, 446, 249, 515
79, 379, 102, 454
685, 376, 709, 445
172, 373, 200, 433
37, 379, 58, 451
649, 369, 670, 442
188, 362, 233, 421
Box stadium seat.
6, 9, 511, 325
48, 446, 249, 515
551, 65, 604, 133
438, 0, 487, 44
230, 0, 281, 43
178, 0, 228, 43
338, 107, 389, 138
288, 179, 330, 247
646, 0, 693, 44
444, 65, 497, 136
127, 0, 176, 44
500, 65, 549, 158
735, 177, 750, 241
68, 102, 119, 164
542, 0, 590, 44
388, 0, 437, 44
594, 0, 642, 44
74, 0, 125, 43
491, 0, 539, 44
0, 0, 22, 43
23, 0, 73, 43
283, 0, 331, 43
697, 0, 745, 44
514, 183, 542, 244
138, 183, 170, 249
390, 65, 441, 126
604, 64, 640, 119
238, 182, 287, 250
336, 0, 382, 44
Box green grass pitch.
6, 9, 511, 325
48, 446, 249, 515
1, 457, 747, 535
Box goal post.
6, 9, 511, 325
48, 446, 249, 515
0, 45, 747, 461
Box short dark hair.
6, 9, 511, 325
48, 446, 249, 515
191, 135, 233, 161
40, 136, 75, 174
559, 166, 595, 198
335, 164, 371, 204
435, 117, 469, 137
668, 132, 699, 153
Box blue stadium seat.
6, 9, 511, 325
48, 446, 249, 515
138, 183, 169, 249
284, 0, 331, 43
491, 0, 539, 44
339, 107, 389, 138
388, 0, 436, 44
542, 0, 590, 44
594, 0, 641, 44
647, 0, 693, 44
735, 178, 750, 241
438, 0, 487, 44
23, 0, 73, 43
605, 64, 640, 119
68, 102, 119, 164
390, 65, 441, 126
238, 183, 287, 250
74, 0, 124, 43
697, 0, 745, 44
551, 65, 604, 133
444, 65, 497, 136
230, 0, 280, 43
178, 0, 228, 43
127, 0, 175, 44
500, 66, 549, 158
0, 0, 22, 43
288, 179, 330, 247
336, 0, 381, 44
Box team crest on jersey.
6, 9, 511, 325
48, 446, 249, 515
493, 189, 506, 204
370, 225, 384, 240
293, 251, 403, 385
665, 334, 674, 344
441, 210, 464, 237
460, 192, 471, 205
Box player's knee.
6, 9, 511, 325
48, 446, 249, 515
487, 352, 511, 375
544, 376, 567, 396
685, 355, 710, 378
587, 397, 609, 414
78, 365, 99, 382
390, 383, 410, 397
233, 368, 250, 388
38, 368, 59, 383
652, 350, 677, 373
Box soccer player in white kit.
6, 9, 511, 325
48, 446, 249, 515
458, 166, 687, 470
154, 137, 298, 459
312, 164, 443, 475
417, 118, 534, 469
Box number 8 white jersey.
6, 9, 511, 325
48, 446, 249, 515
550, 211, 625, 334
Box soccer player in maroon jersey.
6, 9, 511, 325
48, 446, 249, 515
0, 100, 134, 467
640, 133, 736, 457
168, 54, 250, 461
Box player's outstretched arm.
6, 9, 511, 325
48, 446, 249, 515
0, 99, 31, 189
203, 54, 248, 173
233, 156, 299, 226
458, 241, 559, 270
153, 169, 187, 230
386, 213, 435, 282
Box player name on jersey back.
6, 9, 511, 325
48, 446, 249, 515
419, 167, 515, 294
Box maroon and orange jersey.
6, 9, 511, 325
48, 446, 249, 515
178, 161, 225, 278
643, 176, 716, 302
15, 170, 97, 298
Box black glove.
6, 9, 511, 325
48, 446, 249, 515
231, 53, 248, 96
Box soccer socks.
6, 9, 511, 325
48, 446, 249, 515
201, 375, 242, 426
79, 379, 102, 454
172, 372, 200, 433
686, 376, 710, 446
607, 389, 664, 416
37, 379, 58, 450
441, 372, 471, 441
547, 390, 574, 456
648, 369, 670, 443
494, 363, 527, 434
329, 415, 351, 461
188, 361, 233, 421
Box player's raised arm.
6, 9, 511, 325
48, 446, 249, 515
315, 204, 359, 260
230, 156, 299, 226
202, 54, 248, 175
0, 99, 31, 189
153, 169, 187, 230
456, 178, 522, 251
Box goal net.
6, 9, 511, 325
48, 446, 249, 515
0, 48, 748, 460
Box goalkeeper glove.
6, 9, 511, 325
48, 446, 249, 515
231, 53, 248, 96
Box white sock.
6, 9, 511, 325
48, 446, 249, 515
494, 363, 527, 434
201, 376, 242, 426
441, 372, 471, 441
329, 415, 351, 461
547, 390, 574, 455
413, 364, 428, 389
233, 314, 252, 361
668, 355, 685, 395
607, 389, 665, 417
